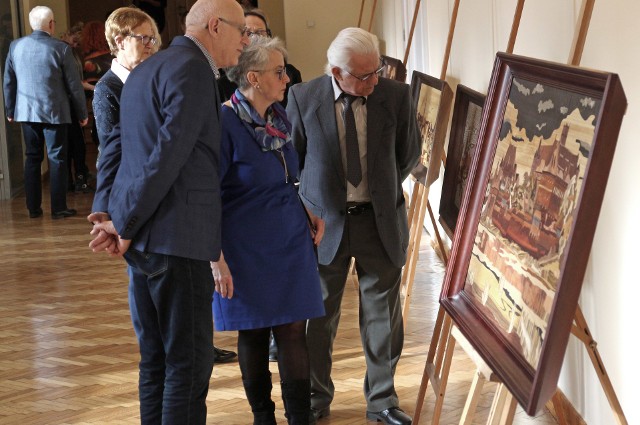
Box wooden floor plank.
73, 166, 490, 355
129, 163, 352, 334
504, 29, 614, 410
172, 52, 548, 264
0, 143, 557, 424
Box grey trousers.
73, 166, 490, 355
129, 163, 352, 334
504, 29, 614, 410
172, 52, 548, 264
307, 208, 404, 412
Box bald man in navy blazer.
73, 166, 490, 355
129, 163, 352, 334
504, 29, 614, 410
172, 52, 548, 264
287, 28, 420, 425
88, 0, 249, 422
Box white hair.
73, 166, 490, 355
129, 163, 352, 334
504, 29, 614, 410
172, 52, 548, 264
325, 27, 380, 76
29, 6, 54, 31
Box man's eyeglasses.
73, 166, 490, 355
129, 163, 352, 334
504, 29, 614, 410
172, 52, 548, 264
345, 58, 386, 82
218, 17, 250, 37
252, 67, 287, 81
128, 34, 158, 46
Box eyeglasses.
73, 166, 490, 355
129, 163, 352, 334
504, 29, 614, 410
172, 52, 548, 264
247, 28, 272, 38
218, 17, 250, 37
251, 67, 288, 81
345, 58, 386, 82
128, 33, 158, 46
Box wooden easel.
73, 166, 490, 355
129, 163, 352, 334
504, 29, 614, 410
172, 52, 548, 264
399, 0, 457, 329
547, 2, 628, 423
451, 326, 517, 425
356, 0, 378, 32
413, 1, 525, 423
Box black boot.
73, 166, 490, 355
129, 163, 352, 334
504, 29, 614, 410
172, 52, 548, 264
268, 332, 278, 362
281, 379, 311, 425
243, 373, 277, 425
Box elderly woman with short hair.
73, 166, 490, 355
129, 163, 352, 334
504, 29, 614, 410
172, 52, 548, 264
211, 35, 325, 425
92, 7, 160, 155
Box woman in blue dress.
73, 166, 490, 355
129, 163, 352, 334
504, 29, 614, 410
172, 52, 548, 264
211, 36, 325, 425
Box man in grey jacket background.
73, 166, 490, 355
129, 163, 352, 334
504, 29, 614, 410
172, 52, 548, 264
3, 5, 87, 219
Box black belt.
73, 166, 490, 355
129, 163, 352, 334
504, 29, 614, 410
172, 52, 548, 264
346, 202, 373, 215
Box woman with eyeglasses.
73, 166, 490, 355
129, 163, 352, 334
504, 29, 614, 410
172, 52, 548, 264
218, 8, 302, 108
211, 35, 325, 425
91, 7, 160, 166
91, 8, 160, 232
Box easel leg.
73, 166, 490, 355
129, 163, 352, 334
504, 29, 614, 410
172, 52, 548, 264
571, 306, 628, 425
413, 311, 454, 424
459, 371, 487, 425
487, 384, 516, 425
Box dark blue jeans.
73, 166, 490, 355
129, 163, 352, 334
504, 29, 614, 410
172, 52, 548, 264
21, 122, 69, 213
125, 249, 214, 424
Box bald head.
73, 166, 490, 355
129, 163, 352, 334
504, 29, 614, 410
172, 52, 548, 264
185, 0, 243, 32
184, 0, 249, 69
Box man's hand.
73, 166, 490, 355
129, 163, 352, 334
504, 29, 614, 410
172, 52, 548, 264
88, 219, 130, 257
79, 118, 88, 127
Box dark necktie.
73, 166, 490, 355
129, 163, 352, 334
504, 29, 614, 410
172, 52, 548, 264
341, 93, 362, 187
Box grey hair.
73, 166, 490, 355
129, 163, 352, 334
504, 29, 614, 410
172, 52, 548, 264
325, 27, 380, 76
226, 35, 288, 90
29, 6, 54, 31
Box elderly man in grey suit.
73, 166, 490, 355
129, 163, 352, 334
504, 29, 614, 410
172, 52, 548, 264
3, 6, 87, 219
287, 27, 420, 425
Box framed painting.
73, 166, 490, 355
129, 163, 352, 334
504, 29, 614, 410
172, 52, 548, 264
380, 55, 407, 82
439, 85, 486, 238
409, 71, 453, 186
440, 52, 627, 415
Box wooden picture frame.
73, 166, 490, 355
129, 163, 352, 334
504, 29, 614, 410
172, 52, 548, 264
409, 71, 453, 186
440, 52, 627, 415
380, 55, 407, 82
439, 85, 486, 238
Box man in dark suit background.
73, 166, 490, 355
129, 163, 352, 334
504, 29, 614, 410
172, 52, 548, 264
287, 27, 420, 425
87, 0, 249, 422
3, 6, 87, 219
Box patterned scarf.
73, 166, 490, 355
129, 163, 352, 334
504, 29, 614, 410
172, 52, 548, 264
230, 89, 292, 151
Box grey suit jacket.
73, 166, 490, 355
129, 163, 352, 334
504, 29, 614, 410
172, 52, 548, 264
3, 30, 87, 123
287, 76, 420, 268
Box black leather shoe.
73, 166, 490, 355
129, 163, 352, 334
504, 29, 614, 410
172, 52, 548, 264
213, 345, 237, 363
309, 406, 330, 424
29, 208, 43, 218
366, 407, 412, 425
51, 209, 77, 219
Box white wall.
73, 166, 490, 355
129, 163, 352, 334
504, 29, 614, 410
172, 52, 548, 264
282, 0, 365, 80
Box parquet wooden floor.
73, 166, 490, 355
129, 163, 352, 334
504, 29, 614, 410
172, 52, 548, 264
0, 144, 558, 424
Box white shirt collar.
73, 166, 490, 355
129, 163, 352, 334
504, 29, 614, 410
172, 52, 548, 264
111, 58, 130, 84
331, 76, 368, 103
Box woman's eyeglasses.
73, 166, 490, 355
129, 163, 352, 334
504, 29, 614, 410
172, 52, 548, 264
252, 67, 288, 81
128, 34, 158, 46
247, 28, 272, 38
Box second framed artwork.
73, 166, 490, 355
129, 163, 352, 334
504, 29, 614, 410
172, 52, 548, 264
409, 71, 453, 186
440, 52, 627, 415
439, 84, 486, 238
380, 55, 407, 82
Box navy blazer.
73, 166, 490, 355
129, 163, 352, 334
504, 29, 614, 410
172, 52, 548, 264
3, 30, 87, 123
99, 36, 222, 262
287, 76, 420, 268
